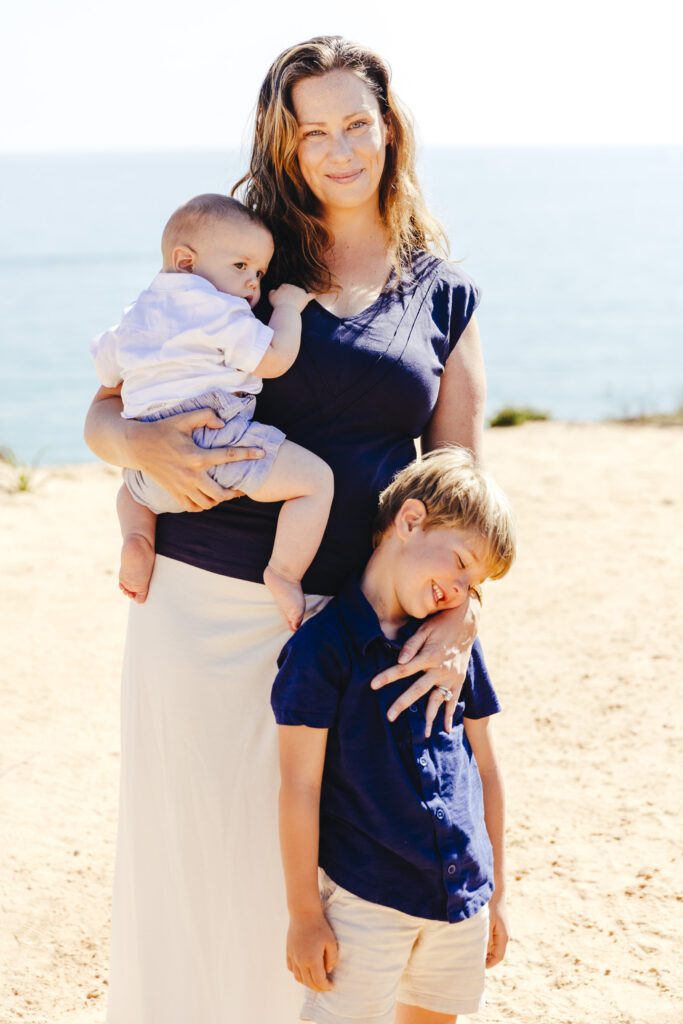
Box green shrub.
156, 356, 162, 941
611, 405, 683, 427
0, 445, 41, 492
489, 406, 551, 428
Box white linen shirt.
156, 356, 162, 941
90, 273, 274, 419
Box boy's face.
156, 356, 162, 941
191, 219, 274, 307
394, 506, 491, 620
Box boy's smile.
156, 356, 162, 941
362, 498, 492, 633
400, 522, 490, 620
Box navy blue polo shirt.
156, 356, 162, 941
271, 577, 501, 924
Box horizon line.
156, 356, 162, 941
2, 141, 683, 158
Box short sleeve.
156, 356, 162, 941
90, 329, 123, 387
216, 301, 274, 374
461, 638, 501, 719
270, 616, 348, 728
447, 269, 481, 356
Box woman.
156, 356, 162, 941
86, 36, 487, 1023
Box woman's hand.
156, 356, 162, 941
370, 596, 481, 737
84, 387, 266, 512
286, 911, 339, 992
125, 408, 265, 512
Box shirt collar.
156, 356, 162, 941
337, 576, 421, 656
148, 271, 219, 293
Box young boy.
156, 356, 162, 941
90, 193, 333, 631
271, 447, 515, 1023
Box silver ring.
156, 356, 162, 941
437, 686, 454, 702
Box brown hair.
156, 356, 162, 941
161, 194, 268, 264
372, 447, 516, 581
232, 36, 448, 292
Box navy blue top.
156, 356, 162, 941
271, 578, 501, 923
155, 254, 481, 596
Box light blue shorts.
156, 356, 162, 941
123, 389, 285, 513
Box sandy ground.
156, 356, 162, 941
1, 422, 682, 1024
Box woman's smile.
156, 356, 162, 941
326, 169, 364, 184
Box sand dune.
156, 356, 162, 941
1, 422, 681, 1023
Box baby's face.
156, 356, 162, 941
192, 219, 274, 307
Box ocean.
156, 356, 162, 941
1, 146, 681, 464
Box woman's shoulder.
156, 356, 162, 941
408, 251, 480, 334
411, 251, 480, 298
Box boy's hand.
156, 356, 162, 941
486, 896, 510, 968
269, 284, 315, 313
287, 911, 339, 992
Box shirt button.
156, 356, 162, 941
447, 864, 457, 876
409, 705, 418, 713
436, 808, 445, 820
418, 756, 428, 768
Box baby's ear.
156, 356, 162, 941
172, 245, 195, 274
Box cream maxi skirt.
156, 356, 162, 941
105, 555, 331, 1024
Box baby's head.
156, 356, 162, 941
371, 447, 516, 620
161, 194, 274, 308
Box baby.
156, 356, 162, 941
90, 193, 334, 631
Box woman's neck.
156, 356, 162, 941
324, 204, 387, 264
316, 202, 393, 317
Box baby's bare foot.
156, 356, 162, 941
119, 533, 155, 604
264, 563, 305, 632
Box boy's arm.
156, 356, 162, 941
252, 285, 314, 379
278, 724, 339, 992
463, 715, 510, 968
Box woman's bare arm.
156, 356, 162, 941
84, 385, 265, 512
84, 385, 143, 467
421, 314, 487, 463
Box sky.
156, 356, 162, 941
2, 0, 681, 153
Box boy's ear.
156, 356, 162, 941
395, 498, 428, 540
173, 244, 196, 274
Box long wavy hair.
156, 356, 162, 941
232, 36, 449, 292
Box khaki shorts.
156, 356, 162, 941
301, 872, 489, 1024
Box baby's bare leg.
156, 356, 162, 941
395, 1005, 457, 1024
248, 440, 334, 631
117, 483, 157, 604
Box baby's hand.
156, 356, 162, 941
269, 284, 315, 313
286, 911, 339, 992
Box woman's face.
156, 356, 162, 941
291, 69, 390, 216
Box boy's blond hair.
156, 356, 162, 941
372, 446, 516, 580
161, 194, 269, 263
